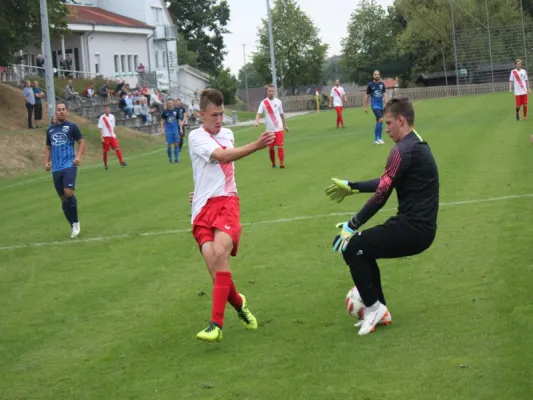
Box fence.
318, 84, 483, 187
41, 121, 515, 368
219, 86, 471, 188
271, 82, 509, 113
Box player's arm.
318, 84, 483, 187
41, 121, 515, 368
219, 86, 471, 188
343, 90, 347, 104
349, 146, 406, 230
72, 126, 85, 166
382, 86, 387, 106
364, 85, 371, 112
527, 73, 531, 93
160, 117, 165, 134
325, 178, 380, 203
280, 113, 289, 132
509, 73, 514, 93
45, 143, 51, 171
211, 132, 274, 163
328, 90, 333, 108
255, 104, 263, 127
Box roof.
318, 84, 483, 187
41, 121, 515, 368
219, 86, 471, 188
67, 5, 153, 29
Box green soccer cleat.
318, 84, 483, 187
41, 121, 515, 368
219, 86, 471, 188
197, 322, 223, 342
237, 294, 258, 330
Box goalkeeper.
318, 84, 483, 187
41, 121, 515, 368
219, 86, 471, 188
326, 97, 440, 336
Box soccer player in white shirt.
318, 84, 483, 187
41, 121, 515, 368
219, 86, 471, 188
97, 105, 127, 170
255, 84, 289, 168
188, 89, 275, 342
509, 58, 531, 121
329, 79, 347, 129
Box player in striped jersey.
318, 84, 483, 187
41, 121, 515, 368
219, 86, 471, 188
45, 103, 86, 238
365, 70, 387, 144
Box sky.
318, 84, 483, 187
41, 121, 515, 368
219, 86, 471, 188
223, 0, 394, 75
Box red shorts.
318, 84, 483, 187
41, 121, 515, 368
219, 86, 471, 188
269, 131, 284, 148
516, 94, 528, 107
192, 196, 242, 256
102, 137, 119, 152
335, 106, 343, 115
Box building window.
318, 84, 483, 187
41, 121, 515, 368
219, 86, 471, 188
114, 54, 120, 73
121, 55, 126, 74
162, 52, 167, 68
95, 54, 100, 75
134, 55, 139, 70
128, 55, 132, 73
152, 7, 163, 24
155, 51, 159, 69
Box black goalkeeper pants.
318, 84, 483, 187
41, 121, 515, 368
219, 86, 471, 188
342, 218, 436, 307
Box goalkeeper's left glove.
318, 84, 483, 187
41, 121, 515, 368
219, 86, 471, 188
332, 221, 356, 253
325, 178, 357, 203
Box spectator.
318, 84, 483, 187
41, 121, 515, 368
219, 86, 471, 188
99, 82, 113, 102
136, 63, 146, 73
139, 97, 153, 124
33, 80, 44, 128
125, 93, 135, 118
115, 80, 125, 97
118, 93, 128, 118
59, 58, 66, 77
65, 79, 83, 106
133, 100, 142, 118
65, 55, 73, 77
36, 55, 45, 77
83, 84, 95, 104
23, 80, 35, 129
150, 89, 163, 113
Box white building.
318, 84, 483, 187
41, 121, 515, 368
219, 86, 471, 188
22, 0, 210, 97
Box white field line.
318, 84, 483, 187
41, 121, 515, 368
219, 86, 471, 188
0, 193, 532, 252
3, 149, 164, 189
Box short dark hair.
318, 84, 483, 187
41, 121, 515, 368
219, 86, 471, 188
199, 88, 224, 111
56, 102, 68, 110
384, 97, 415, 126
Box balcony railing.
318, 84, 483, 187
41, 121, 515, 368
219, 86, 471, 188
154, 24, 178, 40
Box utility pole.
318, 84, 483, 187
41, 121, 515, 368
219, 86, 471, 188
242, 44, 250, 111
266, 0, 278, 96
40, 0, 56, 120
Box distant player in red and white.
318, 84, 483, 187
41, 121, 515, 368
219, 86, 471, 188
509, 58, 531, 121
188, 88, 275, 342
98, 105, 127, 169
329, 79, 347, 129
255, 84, 289, 168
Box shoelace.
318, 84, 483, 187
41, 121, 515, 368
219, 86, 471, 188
238, 307, 251, 323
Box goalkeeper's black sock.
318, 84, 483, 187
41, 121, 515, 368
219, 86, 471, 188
347, 259, 379, 307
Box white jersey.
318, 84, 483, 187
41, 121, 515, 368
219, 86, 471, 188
330, 86, 345, 107
97, 114, 116, 137
189, 126, 237, 223
257, 98, 284, 132
510, 68, 529, 95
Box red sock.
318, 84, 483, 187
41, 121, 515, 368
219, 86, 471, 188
227, 280, 243, 310
278, 147, 285, 166
516, 106, 520, 114
269, 148, 276, 165
211, 271, 232, 328
103, 152, 108, 167
524, 105, 528, 118
116, 149, 124, 163
340, 114, 344, 126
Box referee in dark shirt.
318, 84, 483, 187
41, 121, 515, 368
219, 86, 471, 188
326, 97, 439, 336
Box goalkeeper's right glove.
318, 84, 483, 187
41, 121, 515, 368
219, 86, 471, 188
325, 178, 357, 203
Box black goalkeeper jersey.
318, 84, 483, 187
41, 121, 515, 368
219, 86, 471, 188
351, 131, 439, 232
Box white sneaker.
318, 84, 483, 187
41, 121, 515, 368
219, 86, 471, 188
70, 222, 80, 239
354, 308, 391, 328
374, 140, 379, 145
379, 139, 385, 144
358, 303, 388, 336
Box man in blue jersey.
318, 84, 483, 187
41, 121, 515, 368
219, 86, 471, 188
175, 98, 188, 151
45, 103, 86, 238
364, 70, 387, 145
161, 99, 180, 163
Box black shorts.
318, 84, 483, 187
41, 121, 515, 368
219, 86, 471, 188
343, 218, 436, 262
34, 103, 43, 120
53, 167, 77, 196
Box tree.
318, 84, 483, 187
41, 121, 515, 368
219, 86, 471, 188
176, 33, 198, 68
168, 0, 230, 75
237, 63, 264, 89
0, 0, 69, 65
341, 0, 400, 85
252, 0, 328, 93
208, 67, 238, 104
322, 56, 350, 84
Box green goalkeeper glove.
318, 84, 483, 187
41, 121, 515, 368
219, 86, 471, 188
325, 178, 357, 203
332, 222, 357, 253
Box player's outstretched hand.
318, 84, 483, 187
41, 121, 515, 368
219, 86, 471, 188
325, 178, 355, 203
332, 222, 356, 253
257, 131, 275, 149
188, 192, 194, 206
45, 161, 51, 172
284, 125, 290, 133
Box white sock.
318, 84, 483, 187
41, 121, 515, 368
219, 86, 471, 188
366, 301, 381, 313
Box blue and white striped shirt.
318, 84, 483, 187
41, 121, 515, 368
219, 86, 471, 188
46, 121, 83, 172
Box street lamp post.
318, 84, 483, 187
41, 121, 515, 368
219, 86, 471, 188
40, 0, 57, 120
266, 0, 278, 97
242, 44, 250, 111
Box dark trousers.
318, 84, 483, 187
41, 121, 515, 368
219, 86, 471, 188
342, 218, 436, 307
26, 103, 34, 128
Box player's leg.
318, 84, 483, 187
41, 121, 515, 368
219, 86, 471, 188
339, 106, 345, 128
523, 95, 528, 120
334, 106, 341, 128
54, 171, 72, 227
516, 95, 521, 121
372, 109, 383, 144
165, 131, 172, 163
179, 126, 185, 151
173, 139, 180, 163
376, 110, 384, 143
276, 131, 285, 168
61, 167, 80, 238
342, 222, 435, 335
102, 138, 110, 169
110, 138, 126, 166
268, 139, 276, 168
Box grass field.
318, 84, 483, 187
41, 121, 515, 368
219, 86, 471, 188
1, 93, 533, 399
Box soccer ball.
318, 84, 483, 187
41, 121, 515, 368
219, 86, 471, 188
346, 286, 365, 320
